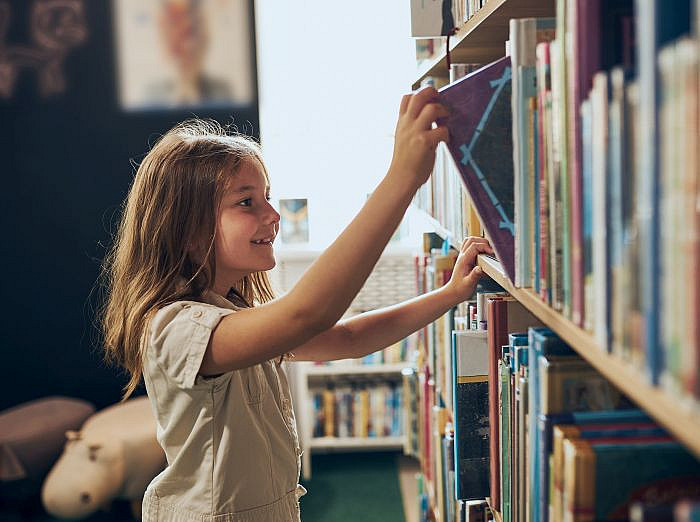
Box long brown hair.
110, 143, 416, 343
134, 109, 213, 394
100, 119, 275, 400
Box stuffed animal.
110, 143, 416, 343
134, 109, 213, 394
0, 396, 95, 504
41, 396, 166, 520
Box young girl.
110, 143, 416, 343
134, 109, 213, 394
101, 85, 493, 522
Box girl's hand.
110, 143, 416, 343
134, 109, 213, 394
389, 86, 449, 190
445, 237, 494, 303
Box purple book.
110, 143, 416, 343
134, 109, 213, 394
438, 56, 515, 281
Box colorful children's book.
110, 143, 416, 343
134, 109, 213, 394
437, 56, 516, 282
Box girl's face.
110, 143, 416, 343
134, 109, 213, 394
212, 159, 280, 295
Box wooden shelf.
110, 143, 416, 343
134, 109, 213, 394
476, 254, 700, 459
310, 436, 404, 450
304, 362, 411, 377
412, 0, 555, 89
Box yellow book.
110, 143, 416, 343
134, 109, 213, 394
323, 388, 335, 437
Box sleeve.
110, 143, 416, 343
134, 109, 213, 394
147, 301, 235, 389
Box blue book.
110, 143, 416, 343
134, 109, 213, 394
635, 0, 691, 384
527, 328, 574, 522
581, 97, 594, 333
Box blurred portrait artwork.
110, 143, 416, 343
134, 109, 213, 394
113, 0, 254, 110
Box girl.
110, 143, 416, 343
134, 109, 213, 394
101, 85, 493, 522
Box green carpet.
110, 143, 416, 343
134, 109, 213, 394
1, 452, 406, 522
300, 451, 406, 522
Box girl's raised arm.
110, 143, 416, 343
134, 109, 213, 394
200, 86, 448, 373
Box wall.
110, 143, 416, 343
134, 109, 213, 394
0, 0, 259, 410
254, 0, 418, 250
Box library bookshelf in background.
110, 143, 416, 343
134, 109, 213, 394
272, 247, 418, 480
409, 0, 700, 521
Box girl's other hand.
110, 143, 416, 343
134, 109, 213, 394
389, 86, 449, 189
446, 237, 494, 303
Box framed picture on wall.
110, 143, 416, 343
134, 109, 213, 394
279, 199, 309, 244
113, 0, 255, 110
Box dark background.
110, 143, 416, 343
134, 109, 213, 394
0, 0, 259, 412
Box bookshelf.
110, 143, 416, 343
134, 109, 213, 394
412, 0, 555, 89
409, 0, 700, 519
273, 249, 419, 479
296, 360, 409, 479
475, 253, 700, 458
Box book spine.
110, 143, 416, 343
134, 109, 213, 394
536, 42, 552, 304
549, 39, 565, 312
567, 0, 584, 328
591, 72, 610, 352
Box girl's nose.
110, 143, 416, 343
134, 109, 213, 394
264, 201, 280, 225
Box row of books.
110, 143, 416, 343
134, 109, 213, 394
506, 0, 699, 403
493, 308, 700, 522
309, 383, 403, 439
414, 0, 700, 406
410, 265, 700, 521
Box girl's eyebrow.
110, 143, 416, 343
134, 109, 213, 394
230, 184, 271, 194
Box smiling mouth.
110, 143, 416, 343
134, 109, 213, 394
251, 236, 275, 245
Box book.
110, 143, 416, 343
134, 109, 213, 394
553, 422, 667, 522
635, 0, 692, 384
452, 329, 490, 500
437, 56, 516, 282
527, 328, 574, 522
563, 439, 700, 521
487, 298, 543, 512
509, 18, 556, 289
498, 345, 513, 520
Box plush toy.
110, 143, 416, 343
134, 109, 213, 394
41, 396, 166, 520
0, 396, 95, 504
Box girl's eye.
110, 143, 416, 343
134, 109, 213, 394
238, 198, 252, 207
266, 195, 272, 202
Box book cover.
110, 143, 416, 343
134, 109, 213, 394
452, 329, 490, 500
635, 0, 692, 384
607, 67, 629, 354
580, 97, 594, 333
536, 42, 552, 303
541, 407, 655, 518
437, 56, 516, 282
514, 345, 529, 522
564, 439, 700, 521
591, 71, 611, 351
498, 346, 513, 520
527, 328, 575, 522
552, 422, 666, 522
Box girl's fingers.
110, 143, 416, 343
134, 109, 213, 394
407, 85, 438, 118
461, 236, 491, 252
426, 125, 449, 146
464, 242, 493, 262
416, 103, 450, 130
399, 93, 411, 116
